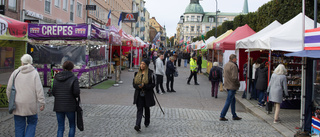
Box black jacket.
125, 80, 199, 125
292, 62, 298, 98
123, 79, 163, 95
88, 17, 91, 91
52, 71, 80, 112
209, 66, 223, 82
197, 56, 202, 65
166, 60, 176, 75
255, 64, 268, 91
133, 69, 156, 107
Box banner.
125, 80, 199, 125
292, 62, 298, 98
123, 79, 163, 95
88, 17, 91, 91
90, 25, 108, 40
0, 14, 28, 41
28, 24, 89, 39
121, 12, 138, 22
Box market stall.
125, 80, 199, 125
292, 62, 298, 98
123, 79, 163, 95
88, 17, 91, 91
27, 24, 108, 88
0, 15, 28, 107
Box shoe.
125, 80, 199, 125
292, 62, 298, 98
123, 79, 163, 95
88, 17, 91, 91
134, 125, 141, 132
145, 123, 149, 127
171, 90, 176, 92
232, 117, 242, 120
215, 96, 217, 98
160, 92, 163, 95
195, 83, 200, 85
187, 82, 190, 85
219, 117, 228, 121
167, 90, 172, 92
157, 92, 160, 94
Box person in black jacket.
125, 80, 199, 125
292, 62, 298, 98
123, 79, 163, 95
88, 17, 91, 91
255, 61, 268, 106
197, 53, 203, 73
52, 61, 80, 137
133, 59, 156, 132
177, 51, 183, 67
166, 56, 176, 92
208, 62, 223, 98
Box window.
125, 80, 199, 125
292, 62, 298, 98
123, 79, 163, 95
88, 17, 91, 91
77, 2, 82, 17
197, 16, 201, 22
55, 0, 60, 7
206, 26, 210, 32
209, 17, 214, 23
196, 26, 200, 32
8, 0, 17, 11
70, 0, 74, 21
186, 16, 189, 22
191, 26, 194, 32
63, 0, 68, 11
185, 26, 189, 32
191, 16, 195, 21
45, 0, 51, 13
191, 36, 194, 40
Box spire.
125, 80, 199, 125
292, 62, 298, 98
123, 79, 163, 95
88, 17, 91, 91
190, 0, 199, 4
242, 0, 249, 14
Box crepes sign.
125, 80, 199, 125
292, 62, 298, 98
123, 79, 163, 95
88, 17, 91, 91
28, 24, 89, 39
121, 12, 138, 22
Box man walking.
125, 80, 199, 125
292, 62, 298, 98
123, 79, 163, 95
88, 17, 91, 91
220, 54, 242, 121
187, 54, 199, 85
197, 53, 202, 73
166, 56, 176, 92
155, 54, 166, 94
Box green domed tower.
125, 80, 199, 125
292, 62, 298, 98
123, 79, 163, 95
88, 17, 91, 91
184, 0, 204, 14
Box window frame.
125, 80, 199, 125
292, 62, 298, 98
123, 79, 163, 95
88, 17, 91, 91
8, 0, 17, 11
63, 0, 68, 11
70, 0, 74, 22
76, 2, 82, 18
54, 0, 60, 8
44, 0, 52, 14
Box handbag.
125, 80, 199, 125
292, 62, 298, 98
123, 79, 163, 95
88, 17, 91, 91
8, 71, 20, 114
174, 69, 178, 77
76, 96, 84, 131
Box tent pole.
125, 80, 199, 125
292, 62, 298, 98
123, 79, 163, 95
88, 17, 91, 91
246, 51, 251, 100
301, 57, 306, 130
268, 50, 271, 84
108, 43, 113, 78
128, 43, 134, 72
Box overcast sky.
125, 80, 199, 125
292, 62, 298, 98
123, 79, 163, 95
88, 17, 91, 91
145, 0, 272, 37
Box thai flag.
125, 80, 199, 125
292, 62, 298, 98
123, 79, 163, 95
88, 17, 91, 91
305, 27, 320, 50
118, 12, 123, 36
312, 116, 320, 131
106, 10, 111, 27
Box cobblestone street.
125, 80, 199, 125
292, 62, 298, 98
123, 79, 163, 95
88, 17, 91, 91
0, 64, 285, 136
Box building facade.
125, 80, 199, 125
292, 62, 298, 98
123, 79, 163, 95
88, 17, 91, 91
132, 0, 150, 42
149, 17, 166, 46
181, 0, 248, 42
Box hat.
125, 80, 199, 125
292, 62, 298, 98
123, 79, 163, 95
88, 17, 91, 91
21, 54, 33, 64
141, 59, 150, 67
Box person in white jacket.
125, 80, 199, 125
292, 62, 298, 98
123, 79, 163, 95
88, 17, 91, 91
155, 54, 165, 94
6, 54, 45, 137
251, 58, 262, 100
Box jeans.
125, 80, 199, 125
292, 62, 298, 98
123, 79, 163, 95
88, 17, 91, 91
258, 90, 266, 104
197, 64, 202, 73
187, 71, 198, 84
14, 114, 38, 137
166, 74, 174, 91
156, 74, 165, 93
220, 90, 238, 118
250, 80, 257, 100
56, 112, 76, 137
211, 81, 219, 97
184, 59, 188, 67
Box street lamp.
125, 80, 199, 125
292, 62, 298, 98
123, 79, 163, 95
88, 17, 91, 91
215, 0, 220, 37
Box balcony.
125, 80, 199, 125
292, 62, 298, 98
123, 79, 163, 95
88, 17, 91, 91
135, 22, 139, 28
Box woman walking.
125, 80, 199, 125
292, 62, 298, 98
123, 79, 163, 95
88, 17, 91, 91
6, 54, 45, 137
209, 62, 223, 98
52, 61, 80, 137
133, 59, 156, 132
267, 64, 289, 123
255, 61, 268, 107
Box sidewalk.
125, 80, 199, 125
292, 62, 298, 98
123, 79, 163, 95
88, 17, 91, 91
234, 91, 300, 137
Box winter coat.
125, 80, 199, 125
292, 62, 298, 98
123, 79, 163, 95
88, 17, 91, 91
155, 58, 165, 75
6, 64, 45, 116
52, 71, 80, 112
223, 61, 240, 90
197, 56, 202, 65
255, 64, 268, 91
267, 73, 289, 103
166, 60, 176, 75
209, 66, 223, 82
189, 58, 197, 72
133, 69, 156, 107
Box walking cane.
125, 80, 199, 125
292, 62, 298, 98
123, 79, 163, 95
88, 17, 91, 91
153, 93, 165, 115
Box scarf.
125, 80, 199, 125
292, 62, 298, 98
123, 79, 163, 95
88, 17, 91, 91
134, 67, 149, 85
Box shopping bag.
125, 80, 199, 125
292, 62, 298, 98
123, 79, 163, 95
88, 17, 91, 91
76, 97, 84, 131
8, 71, 20, 114
219, 82, 224, 92
265, 96, 273, 113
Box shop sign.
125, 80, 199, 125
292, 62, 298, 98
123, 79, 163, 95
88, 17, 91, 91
121, 12, 138, 22
28, 24, 89, 39
90, 25, 108, 40
0, 84, 8, 107
0, 18, 8, 36
25, 10, 43, 20
86, 5, 96, 10
126, 41, 132, 46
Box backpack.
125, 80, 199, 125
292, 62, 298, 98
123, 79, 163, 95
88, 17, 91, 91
212, 68, 219, 80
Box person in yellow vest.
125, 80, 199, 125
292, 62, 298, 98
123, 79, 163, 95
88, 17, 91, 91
187, 54, 199, 85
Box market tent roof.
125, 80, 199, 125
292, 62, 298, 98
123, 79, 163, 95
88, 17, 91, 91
207, 30, 233, 49
0, 14, 28, 41
285, 50, 320, 58
304, 27, 320, 50
253, 13, 320, 52
236, 20, 282, 50
214, 24, 255, 50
